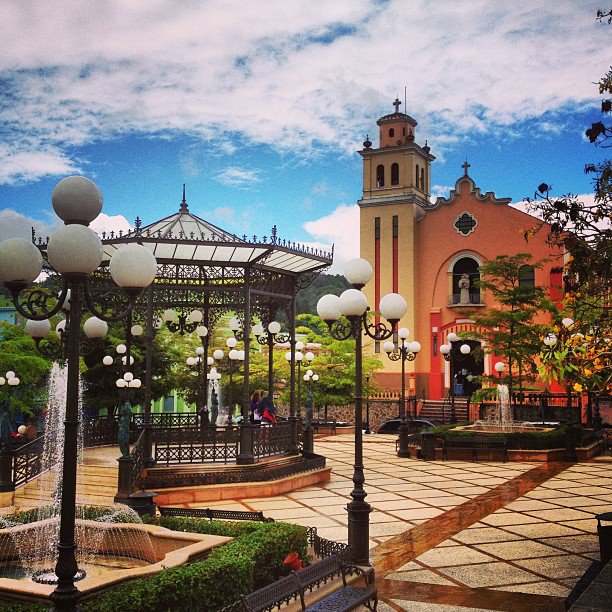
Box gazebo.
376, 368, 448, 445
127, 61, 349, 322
80, 188, 333, 491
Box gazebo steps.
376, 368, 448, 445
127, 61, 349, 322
419, 399, 469, 423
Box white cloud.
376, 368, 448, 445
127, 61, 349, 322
0, 1, 608, 183
0, 208, 132, 244
214, 167, 263, 188
211, 206, 235, 223
430, 184, 454, 202
303, 204, 359, 274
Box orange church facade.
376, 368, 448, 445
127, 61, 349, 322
358, 101, 565, 400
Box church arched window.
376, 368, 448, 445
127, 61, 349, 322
376, 165, 385, 187
420, 167, 425, 191
415, 163, 419, 188
391, 163, 399, 185
389, 128, 395, 138
518, 265, 535, 289
452, 257, 480, 304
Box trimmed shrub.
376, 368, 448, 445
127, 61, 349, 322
429, 424, 589, 450
83, 518, 308, 611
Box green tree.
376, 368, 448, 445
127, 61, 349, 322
81, 323, 180, 417
460, 254, 554, 396
0, 322, 53, 416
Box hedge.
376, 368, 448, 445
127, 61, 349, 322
429, 424, 594, 450
83, 518, 308, 612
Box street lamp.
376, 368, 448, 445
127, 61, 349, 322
186, 346, 207, 416
0, 175, 156, 610
364, 373, 371, 434
285, 343, 314, 421
440, 333, 471, 424
302, 370, 319, 451
317, 257, 406, 566
494, 361, 505, 379
211, 342, 245, 425
383, 328, 421, 457
253, 320, 289, 398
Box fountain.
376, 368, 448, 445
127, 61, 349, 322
458, 384, 553, 433
0, 364, 232, 605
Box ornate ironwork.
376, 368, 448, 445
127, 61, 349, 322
153, 425, 240, 465
83, 417, 119, 447
133, 411, 199, 429
12, 436, 45, 488
131, 430, 148, 489
159, 507, 274, 522
253, 422, 292, 459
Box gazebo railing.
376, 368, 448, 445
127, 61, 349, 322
131, 430, 148, 489
253, 422, 292, 459
133, 412, 199, 430
153, 425, 240, 465
83, 416, 119, 447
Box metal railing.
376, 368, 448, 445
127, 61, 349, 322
12, 436, 45, 488
133, 411, 199, 430
253, 422, 292, 459
131, 430, 148, 490
83, 416, 120, 447
153, 425, 240, 465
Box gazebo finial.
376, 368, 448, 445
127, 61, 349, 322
180, 183, 188, 213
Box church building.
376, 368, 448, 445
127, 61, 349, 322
358, 100, 564, 400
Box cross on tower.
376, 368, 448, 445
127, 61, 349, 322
393, 97, 402, 113
462, 160, 470, 176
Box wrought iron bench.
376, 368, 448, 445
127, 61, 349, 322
158, 506, 274, 522
443, 435, 508, 462
241, 553, 376, 612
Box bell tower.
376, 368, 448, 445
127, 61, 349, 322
358, 99, 435, 386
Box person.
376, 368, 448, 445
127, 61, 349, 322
250, 391, 263, 424
258, 393, 276, 423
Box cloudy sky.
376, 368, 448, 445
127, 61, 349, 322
0, 1, 608, 271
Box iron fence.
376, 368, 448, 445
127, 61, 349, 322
83, 416, 119, 447
253, 422, 292, 459
131, 430, 148, 489
133, 411, 199, 430
12, 436, 45, 488
153, 425, 240, 465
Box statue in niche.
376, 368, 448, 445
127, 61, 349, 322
458, 273, 471, 305
0, 400, 11, 448
118, 401, 132, 459
210, 387, 219, 426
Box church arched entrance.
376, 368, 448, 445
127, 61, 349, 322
451, 339, 484, 397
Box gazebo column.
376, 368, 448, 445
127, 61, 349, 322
237, 269, 254, 464
143, 283, 155, 466
200, 300, 210, 428
288, 296, 300, 454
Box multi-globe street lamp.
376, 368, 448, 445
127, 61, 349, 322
440, 333, 472, 424
301, 369, 319, 451
317, 257, 406, 566
103, 342, 142, 390
253, 320, 289, 398
285, 342, 314, 420
0, 176, 157, 610
383, 328, 421, 458
211, 339, 245, 424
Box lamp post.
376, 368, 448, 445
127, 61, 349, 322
364, 374, 371, 434
187, 346, 207, 416
317, 257, 406, 566
285, 343, 314, 421
211, 339, 245, 425
302, 370, 319, 452
542, 325, 578, 461
440, 333, 471, 424
253, 320, 289, 398
383, 329, 421, 458
103, 342, 142, 391
0, 176, 157, 611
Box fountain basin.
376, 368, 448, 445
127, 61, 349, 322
0, 520, 231, 604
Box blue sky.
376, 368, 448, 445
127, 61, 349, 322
0, 1, 609, 271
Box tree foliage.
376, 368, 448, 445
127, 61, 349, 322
0, 322, 53, 416
460, 254, 554, 395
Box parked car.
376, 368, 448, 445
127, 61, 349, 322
373, 417, 442, 434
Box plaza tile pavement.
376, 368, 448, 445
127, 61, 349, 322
175, 434, 612, 611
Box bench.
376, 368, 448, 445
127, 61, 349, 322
443, 435, 508, 462
241, 553, 377, 611
158, 506, 274, 523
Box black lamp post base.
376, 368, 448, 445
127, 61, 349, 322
347, 500, 372, 566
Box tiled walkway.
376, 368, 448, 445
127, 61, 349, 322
175, 434, 612, 611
